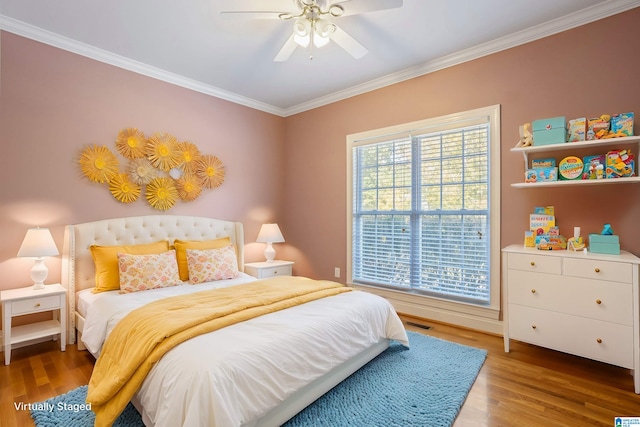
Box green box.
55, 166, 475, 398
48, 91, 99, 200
589, 234, 619, 244
532, 116, 567, 146
590, 242, 620, 255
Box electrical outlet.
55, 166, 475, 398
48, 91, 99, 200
334, 267, 340, 278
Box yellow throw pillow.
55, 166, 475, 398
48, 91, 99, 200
118, 250, 182, 293
173, 237, 232, 281
90, 240, 170, 293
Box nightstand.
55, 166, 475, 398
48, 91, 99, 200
244, 260, 294, 279
1, 283, 67, 365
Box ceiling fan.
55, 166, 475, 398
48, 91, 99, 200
220, 0, 403, 61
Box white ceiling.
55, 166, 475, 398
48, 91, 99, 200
1, 0, 639, 116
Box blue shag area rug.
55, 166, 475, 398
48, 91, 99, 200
31, 331, 486, 427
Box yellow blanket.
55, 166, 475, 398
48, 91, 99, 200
87, 276, 352, 427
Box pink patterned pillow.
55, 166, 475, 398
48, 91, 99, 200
118, 250, 182, 293
186, 245, 239, 284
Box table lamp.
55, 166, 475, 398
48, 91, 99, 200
256, 223, 285, 263
17, 227, 59, 290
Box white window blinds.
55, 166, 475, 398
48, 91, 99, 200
351, 115, 493, 305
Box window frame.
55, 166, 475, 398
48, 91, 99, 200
346, 105, 501, 317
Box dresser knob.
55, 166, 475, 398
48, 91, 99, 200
596, 338, 602, 344
35, 303, 41, 308
531, 324, 537, 329
530, 261, 535, 266
596, 299, 602, 305
594, 268, 600, 273
274, 271, 278, 274
531, 289, 536, 294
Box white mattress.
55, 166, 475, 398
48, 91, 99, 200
81, 278, 408, 426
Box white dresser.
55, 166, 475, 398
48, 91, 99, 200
502, 244, 640, 393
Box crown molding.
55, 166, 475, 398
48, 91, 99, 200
0, 15, 287, 117
283, 0, 640, 116
2, 0, 639, 118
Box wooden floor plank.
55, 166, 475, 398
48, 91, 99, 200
2, 317, 640, 426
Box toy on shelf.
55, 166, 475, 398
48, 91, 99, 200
567, 226, 585, 251
589, 223, 620, 255
516, 122, 533, 147
606, 149, 635, 178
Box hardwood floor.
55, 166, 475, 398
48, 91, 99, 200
2, 318, 640, 426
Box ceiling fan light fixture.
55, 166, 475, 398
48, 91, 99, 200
293, 18, 311, 47
328, 4, 344, 17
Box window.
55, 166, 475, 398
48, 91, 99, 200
347, 105, 500, 311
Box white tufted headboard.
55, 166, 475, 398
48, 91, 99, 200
61, 215, 244, 344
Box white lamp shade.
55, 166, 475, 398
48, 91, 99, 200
256, 224, 285, 244
17, 227, 59, 257
17, 227, 59, 289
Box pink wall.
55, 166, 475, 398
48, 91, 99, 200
2, 8, 640, 291
0, 32, 285, 290
283, 8, 640, 279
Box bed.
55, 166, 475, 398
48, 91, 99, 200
61, 215, 408, 427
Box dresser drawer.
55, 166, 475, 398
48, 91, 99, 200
507, 252, 562, 275
563, 257, 632, 283
507, 270, 632, 325
11, 295, 62, 315
509, 304, 633, 368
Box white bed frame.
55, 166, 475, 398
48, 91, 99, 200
61, 215, 389, 426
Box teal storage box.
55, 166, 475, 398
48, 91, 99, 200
589, 233, 620, 254
532, 116, 566, 146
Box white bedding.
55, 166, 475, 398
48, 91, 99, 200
82, 279, 408, 427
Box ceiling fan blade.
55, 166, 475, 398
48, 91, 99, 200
331, 25, 368, 59
274, 33, 298, 62
333, 0, 403, 17
220, 11, 284, 20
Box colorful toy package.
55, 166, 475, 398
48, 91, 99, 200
582, 154, 606, 180
525, 167, 557, 183
606, 149, 635, 178
587, 115, 610, 140
531, 158, 556, 168
567, 117, 586, 142
558, 156, 584, 180
610, 112, 634, 137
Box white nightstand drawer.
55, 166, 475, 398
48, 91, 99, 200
507, 252, 562, 275
259, 265, 292, 278
11, 294, 61, 315
563, 257, 632, 283
244, 260, 294, 279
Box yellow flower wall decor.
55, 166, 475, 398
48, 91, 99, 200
196, 155, 226, 189
146, 132, 180, 171
146, 177, 178, 211
79, 145, 120, 183
116, 128, 147, 158
177, 141, 202, 174
78, 128, 225, 210
176, 174, 202, 201
109, 173, 141, 203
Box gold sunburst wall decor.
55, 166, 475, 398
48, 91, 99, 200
77, 128, 226, 210
196, 155, 226, 189
116, 128, 147, 158
79, 145, 120, 183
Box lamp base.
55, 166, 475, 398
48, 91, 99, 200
30, 257, 48, 290
264, 243, 276, 263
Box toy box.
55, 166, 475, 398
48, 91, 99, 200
531, 158, 556, 169
566, 117, 586, 142
582, 154, 605, 180
587, 116, 610, 140
537, 235, 567, 250
558, 156, 583, 180
610, 112, 634, 137
532, 117, 566, 146
525, 167, 558, 183
606, 150, 635, 178
589, 234, 620, 255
